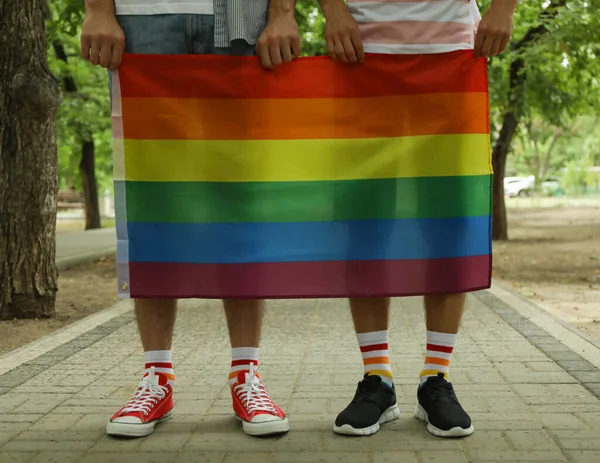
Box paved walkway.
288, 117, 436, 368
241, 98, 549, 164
55, 228, 116, 270
1, 285, 600, 462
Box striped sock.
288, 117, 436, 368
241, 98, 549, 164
144, 350, 175, 388
420, 331, 457, 385
228, 347, 259, 387
357, 330, 394, 387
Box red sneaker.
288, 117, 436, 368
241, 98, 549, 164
106, 367, 174, 437
231, 365, 289, 436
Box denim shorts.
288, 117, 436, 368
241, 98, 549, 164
117, 14, 255, 56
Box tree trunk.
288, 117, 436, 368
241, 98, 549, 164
80, 140, 102, 230
490, 0, 566, 240
492, 112, 519, 240
52, 41, 101, 230
0, 0, 62, 319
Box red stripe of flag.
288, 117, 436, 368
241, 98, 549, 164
128, 255, 492, 299
360, 343, 389, 353
426, 344, 454, 353
118, 50, 487, 99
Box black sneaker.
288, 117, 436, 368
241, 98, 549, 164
415, 373, 474, 437
333, 374, 400, 436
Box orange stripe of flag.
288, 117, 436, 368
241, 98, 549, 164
121, 92, 488, 141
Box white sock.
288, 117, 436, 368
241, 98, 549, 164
144, 350, 175, 388
229, 347, 259, 386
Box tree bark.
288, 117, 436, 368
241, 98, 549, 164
491, 0, 566, 241
80, 141, 102, 230
52, 41, 102, 230
0, 0, 62, 319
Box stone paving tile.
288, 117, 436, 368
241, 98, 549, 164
0, 453, 39, 463
0, 295, 599, 463
564, 451, 600, 463
29, 452, 84, 463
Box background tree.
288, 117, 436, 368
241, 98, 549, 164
47, 0, 112, 230
485, 0, 600, 239
0, 0, 62, 319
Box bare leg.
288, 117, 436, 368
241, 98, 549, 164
423, 293, 465, 334
223, 299, 264, 348
135, 298, 177, 351
349, 297, 390, 333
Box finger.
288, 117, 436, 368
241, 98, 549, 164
89, 40, 101, 66
99, 42, 112, 68
479, 34, 494, 58
108, 41, 125, 72
334, 38, 348, 63
488, 37, 502, 57
473, 28, 486, 58
281, 39, 294, 64
80, 35, 91, 61
496, 36, 510, 56
342, 35, 358, 63
291, 35, 301, 58
269, 42, 283, 67
326, 37, 336, 59
351, 30, 365, 62
257, 41, 273, 69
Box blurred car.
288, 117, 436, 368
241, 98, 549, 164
540, 176, 564, 196
504, 176, 535, 197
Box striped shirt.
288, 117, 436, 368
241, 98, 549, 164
214, 0, 268, 48
348, 0, 482, 54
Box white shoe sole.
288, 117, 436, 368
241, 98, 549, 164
333, 404, 400, 436
414, 404, 474, 437
239, 416, 290, 437
106, 410, 173, 438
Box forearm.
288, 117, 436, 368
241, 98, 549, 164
268, 0, 296, 18
85, 0, 115, 14
316, 0, 347, 17
490, 0, 519, 12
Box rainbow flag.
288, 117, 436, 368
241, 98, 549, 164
112, 51, 492, 299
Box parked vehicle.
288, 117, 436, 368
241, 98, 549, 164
504, 176, 535, 197
540, 176, 564, 196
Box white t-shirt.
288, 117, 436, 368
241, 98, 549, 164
114, 0, 213, 15
348, 0, 483, 54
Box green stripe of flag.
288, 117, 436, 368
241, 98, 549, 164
123, 175, 491, 224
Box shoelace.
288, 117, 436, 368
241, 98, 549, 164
426, 379, 457, 403
233, 364, 277, 414
355, 376, 381, 401
121, 367, 169, 416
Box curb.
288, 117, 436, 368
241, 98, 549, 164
0, 300, 133, 379
56, 247, 117, 271
480, 281, 600, 399
486, 281, 600, 369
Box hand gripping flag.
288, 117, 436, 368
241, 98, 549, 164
112, 51, 492, 299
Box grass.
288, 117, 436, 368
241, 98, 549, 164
505, 195, 600, 209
